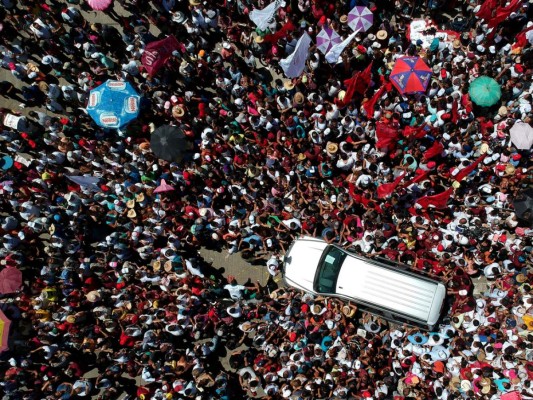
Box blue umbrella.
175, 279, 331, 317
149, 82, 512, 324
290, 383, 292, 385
87, 80, 141, 129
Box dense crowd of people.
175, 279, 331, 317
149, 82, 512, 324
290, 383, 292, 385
0, 0, 532, 398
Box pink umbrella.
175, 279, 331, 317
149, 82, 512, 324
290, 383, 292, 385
87, 0, 113, 11
153, 179, 175, 194
0, 267, 22, 294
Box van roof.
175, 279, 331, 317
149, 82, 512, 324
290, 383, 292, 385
336, 254, 443, 324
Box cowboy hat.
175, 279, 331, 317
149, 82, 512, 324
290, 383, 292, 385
338, 90, 346, 101
284, 81, 295, 90
327, 142, 339, 154
377, 30, 388, 40
339, 15, 348, 24
152, 260, 161, 271
293, 92, 305, 105
297, 153, 306, 161
189, 0, 201, 5
127, 209, 137, 218
164, 260, 173, 272
86, 291, 101, 302
136, 193, 145, 203
342, 305, 355, 318
254, 35, 264, 43
172, 106, 185, 118
126, 199, 135, 209
453, 39, 461, 49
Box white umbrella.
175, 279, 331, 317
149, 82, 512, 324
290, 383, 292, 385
510, 121, 533, 150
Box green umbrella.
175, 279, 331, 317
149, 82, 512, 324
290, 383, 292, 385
469, 76, 501, 107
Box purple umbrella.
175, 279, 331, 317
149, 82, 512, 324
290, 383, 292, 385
347, 6, 373, 32
316, 27, 342, 55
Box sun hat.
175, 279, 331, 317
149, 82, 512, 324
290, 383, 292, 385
126, 199, 135, 209
86, 291, 101, 302
340, 15, 348, 23
284, 81, 295, 90
377, 30, 388, 40
172, 106, 185, 118
327, 142, 339, 154
255, 36, 264, 43
293, 92, 305, 104
189, 0, 200, 5
338, 90, 346, 100
367, 33, 376, 41
342, 305, 355, 318
127, 209, 137, 218
222, 42, 231, 50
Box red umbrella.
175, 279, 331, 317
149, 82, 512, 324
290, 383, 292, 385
153, 179, 175, 194
389, 56, 432, 94
0, 266, 22, 294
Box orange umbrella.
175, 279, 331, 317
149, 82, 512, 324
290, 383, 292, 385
0, 309, 11, 353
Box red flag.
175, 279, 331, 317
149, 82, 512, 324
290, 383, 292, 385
141, 35, 180, 76
405, 170, 431, 187
338, 62, 373, 108
416, 187, 454, 209
264, 21, 296, 43
377, 172, 405, 199
363, 85, 386, 118
453, 154, 487, 182
423, 141, 444, 160
403, 124, 427, 139
476, 0, 498, 20
376, 122, 400, 151
513, 25, 533, 49
451, 99, 459, 124
487, 0, 522, 28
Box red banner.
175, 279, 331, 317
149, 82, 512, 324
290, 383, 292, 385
454, 154, 487, 182
416, 187, 454, 209
377, 172, 405, 199
141, 35, 180, 76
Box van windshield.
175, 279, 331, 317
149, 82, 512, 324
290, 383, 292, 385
314, 246, 346, 293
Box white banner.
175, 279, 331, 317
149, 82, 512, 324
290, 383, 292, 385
3, 114, 22, 130
279, 32, 312, 78
325, 30, 359, 64
249, 0, 285, 31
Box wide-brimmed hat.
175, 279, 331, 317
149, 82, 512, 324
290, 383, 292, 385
284, 81, 295, 90
136, 193, 145, 203
498, 106, 508, 116
311, 304, 322, 315
173, 11, 187, 24
377, 30, 388, 40
297, 153, 306, 161
338, 90, 346, 100
189, 0, 201, 5
327, 142, 339, 154
164, 260, 173, 272
255, 36, 264, 43
127, 209, 137, 218
86, 291, 101, 302
172, 106, 185, 118
453, 39, 461, 49
126, 199, 135, 209
342, 305, 355, 318
293, 92, 305, 104
222, 42, 231, 50
152, 260, 161, 271
340, 15, 348, 24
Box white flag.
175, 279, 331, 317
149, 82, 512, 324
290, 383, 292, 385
279, 32, 312, 78
249, 0, 285, 31
325, 30, 359, 64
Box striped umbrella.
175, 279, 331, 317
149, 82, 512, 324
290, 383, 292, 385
316, 27, 342, 55
390, 56, 432, 94
347, 6, 373, 32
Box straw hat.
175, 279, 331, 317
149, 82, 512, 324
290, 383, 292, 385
338, 90, 346, 101
297, 153, 306, 161
311, 304, 322, 315
453, 39, 461, 49
340, 15, 348, 24
172, 105, 185, 118
38, 81, 49, 92
498, 106, 508, 116
479, 143, 489, 154
136, 193, 145, 203
293, 92, 305, 105
342, 305, 355, 318
255, 36, 264, 43
284, 81, 295, 90
505, 164, 515, 175
460, 380, 472, 392
377, 30, 388, 40
127, 209, 137, 218
139, 142, 151, 151
66, 315, 77, 324
152, 260, 161, 271
327, 142, 339, 154
189, 0, 200, 5
164, 260, 173, 272
126, 199, 135, 209
86, 290, 101, 303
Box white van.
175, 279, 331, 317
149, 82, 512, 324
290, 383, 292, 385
283, 236, 447, 330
